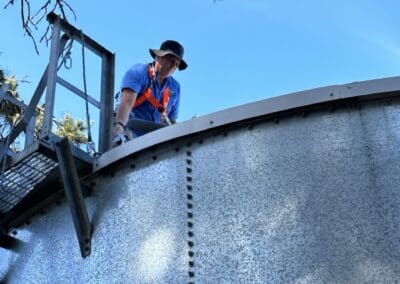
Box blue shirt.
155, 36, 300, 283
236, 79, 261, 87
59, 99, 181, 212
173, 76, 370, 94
120, 63, 180, 131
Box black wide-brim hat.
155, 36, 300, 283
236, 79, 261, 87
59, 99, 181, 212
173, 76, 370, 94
149, 40, 188, 71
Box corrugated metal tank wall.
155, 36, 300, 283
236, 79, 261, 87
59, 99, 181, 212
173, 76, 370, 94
1, 80, 400, 283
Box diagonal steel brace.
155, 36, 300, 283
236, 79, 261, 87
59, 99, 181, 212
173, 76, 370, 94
54, 138, 91, 258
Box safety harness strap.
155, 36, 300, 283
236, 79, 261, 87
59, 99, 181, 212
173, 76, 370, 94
132, 66, 171, 112
133, 86, 170, 111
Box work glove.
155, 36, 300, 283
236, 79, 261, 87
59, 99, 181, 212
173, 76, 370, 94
112, 123, 133, 147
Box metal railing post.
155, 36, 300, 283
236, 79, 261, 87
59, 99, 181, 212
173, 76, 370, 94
99, 53, 115, 153
41, 18, 61, 138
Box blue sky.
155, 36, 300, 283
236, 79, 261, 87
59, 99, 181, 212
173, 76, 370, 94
1, 0, 400, 146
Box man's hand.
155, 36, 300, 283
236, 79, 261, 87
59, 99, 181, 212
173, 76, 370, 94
114, 88, 138, 132
113, 88, 137, 147
113, 122, 125, 136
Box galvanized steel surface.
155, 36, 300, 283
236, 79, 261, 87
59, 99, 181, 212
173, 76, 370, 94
190, 101, 400, 282
1, 89, 400, 282
1, 147, 189, 283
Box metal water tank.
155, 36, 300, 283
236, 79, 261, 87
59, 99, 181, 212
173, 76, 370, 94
1, 77, 400, 283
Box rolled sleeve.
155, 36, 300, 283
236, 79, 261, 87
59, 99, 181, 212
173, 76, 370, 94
120, 64, 148, 94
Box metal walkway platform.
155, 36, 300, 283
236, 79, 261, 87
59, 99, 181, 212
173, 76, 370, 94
0, 135, 93, 226
0, 152, 58, 213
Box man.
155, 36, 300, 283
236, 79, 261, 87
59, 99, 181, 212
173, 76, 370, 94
113, 40, 188, 140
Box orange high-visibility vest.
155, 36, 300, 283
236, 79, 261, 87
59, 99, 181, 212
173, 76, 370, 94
132, 65, 170, 113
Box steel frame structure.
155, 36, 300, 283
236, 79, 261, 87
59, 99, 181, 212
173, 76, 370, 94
0, 13, 115, 255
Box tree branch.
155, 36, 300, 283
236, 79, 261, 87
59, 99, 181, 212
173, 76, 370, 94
4, 0, 76, 54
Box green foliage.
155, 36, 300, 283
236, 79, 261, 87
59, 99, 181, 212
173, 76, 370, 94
54, 113, 88, 147
0, 75, 22, 127
0, 66, 89, 150
0, 69, 22, 142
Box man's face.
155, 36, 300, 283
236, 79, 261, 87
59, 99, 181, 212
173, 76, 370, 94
156, 54, 181, 78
